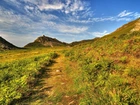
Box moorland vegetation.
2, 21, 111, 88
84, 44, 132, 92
0, 19, 140, 105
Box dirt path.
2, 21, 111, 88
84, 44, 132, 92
41, 54, 67, 104
13, 53, 74, 105
30, 53, 67, 105
13, 53, 79, 105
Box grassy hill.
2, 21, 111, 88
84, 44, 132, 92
64, 18, 140, 104
25, 35, 67, 48
0, 18, 140, 105
0, 36, 18, 50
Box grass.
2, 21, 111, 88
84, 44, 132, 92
63, 31, 140, 104
0, 48, 58, 105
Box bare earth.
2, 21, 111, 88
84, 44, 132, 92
16, 53, 78, 105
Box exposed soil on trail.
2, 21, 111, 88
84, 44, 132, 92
13, 53, 79, 105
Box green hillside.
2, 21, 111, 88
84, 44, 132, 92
64, 19, 140, 104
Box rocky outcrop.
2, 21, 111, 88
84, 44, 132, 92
25, 35, 67, 48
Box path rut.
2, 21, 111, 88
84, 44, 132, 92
13, 53, 78, 105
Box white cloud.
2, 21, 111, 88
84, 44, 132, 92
92, 17, 115, 22
23, 0, 39, 5
4, 0, 21, 7
68, 18, 92, 23
38, 2, 64, 11
14, 0, 65, 11
5, 0, 93, 24
0, 6, 58, 42
41, 14, 58, 20
118, 10, 133, 17
69, 9, 138, 24
134, 12, 140, 18
23, 0, 92, 18
63, 0, 92, 18
116, 17, 131, 21
24, 5, 34, 11
91, 10, 140, 22
0, 8, 27, 24
69, 0, 84, 12
91, 30, 109, 37
0, 5, 58, 27
92, 17, 132, 22
58, 25, 88, 34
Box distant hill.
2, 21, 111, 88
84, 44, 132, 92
103, 18, 140, 38
70, 18, 140, 56
71, 18, 140, 46
25, 35, 67, 48
70, 37, 100, 46
0, 36, 18, 50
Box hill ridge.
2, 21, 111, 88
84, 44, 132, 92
1, 18, 140, 48
0, 36, 18, 50
25, 35, 67, 48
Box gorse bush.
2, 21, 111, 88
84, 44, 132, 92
0, 52, 57, 105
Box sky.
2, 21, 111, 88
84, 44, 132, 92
0, 0, 140, 47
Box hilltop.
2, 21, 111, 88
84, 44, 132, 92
25, 35, 67, 48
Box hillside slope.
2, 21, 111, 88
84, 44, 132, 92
0, 36, 18, 50
64, 18, 140, 104
71, 18, 140, 46
104, 18, 140, 38
25, 35, 67, 48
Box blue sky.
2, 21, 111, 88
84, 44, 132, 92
0, 0, 140, 47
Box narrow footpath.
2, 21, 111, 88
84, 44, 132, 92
14, 53, 79, 105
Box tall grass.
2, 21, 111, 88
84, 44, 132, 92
64, 31, 140, 104
0, 50, 57, 105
